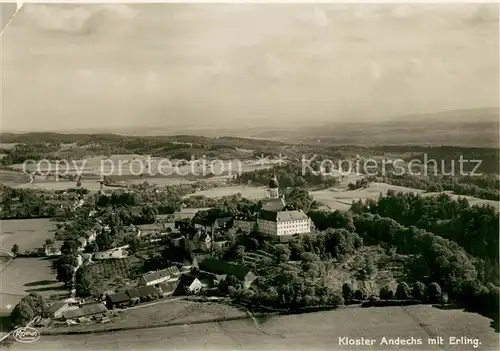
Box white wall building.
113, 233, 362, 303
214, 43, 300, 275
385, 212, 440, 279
257, 210, 311, 239
256, 175, 311, 241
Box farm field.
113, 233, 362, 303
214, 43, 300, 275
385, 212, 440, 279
41, 300, 246, 334
0, 170, 30, 185
87, 257, 142, 296
13, 305, 498, 351
12, 155, 275, 179
187, 185, 268, 200
0, 257, 65, 314
0, 218, 57, 253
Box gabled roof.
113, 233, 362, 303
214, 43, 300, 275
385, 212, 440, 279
44, 301, 68, 314
107, 292, 130, 304
134, 285, 160, 297
141, 266, 181, 283
159, 280, 180, 294
214, 217, 232, 227
178, 274, 200, 287
262, 198, 286, 212
199, 259, 253, 280
261, 209, 309, 222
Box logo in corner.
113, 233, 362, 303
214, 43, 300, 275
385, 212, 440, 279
12, 327, 40, 343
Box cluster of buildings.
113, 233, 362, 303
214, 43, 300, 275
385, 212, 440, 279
234, 174, 312, 241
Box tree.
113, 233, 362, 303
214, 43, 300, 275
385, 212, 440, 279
10, 299, 34, 327
396, 282, 411, 300
235, 245, 245, 262
56, 264, 74, 286
427, 282, 442, 304
96, 231, 113, 251
127, 236, 141, 254
274, 244, 291, 263
44, 238, 54, 248
61, 240, 78, 255
11, 244, 19, 256
354, 288, 368, 300
412, 281, 426, 301
84, 241, 99, 253
379, 285, 394, 300
75, 266, 92, 298
342, 282, 354, 301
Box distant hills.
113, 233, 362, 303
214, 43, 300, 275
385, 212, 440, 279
3, 108, 498, 148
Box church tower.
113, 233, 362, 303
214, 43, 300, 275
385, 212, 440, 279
268, 174, 279, 199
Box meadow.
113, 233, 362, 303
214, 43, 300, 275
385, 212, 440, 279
13, 305, 499, 351
0, 218, 57, 253
187, 185, 268, 200
0, 257, 66, 314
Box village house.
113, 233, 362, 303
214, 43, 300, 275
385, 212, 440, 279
105, 292, 131, 310
189, 232, 212, 252
175, 274, 205, 295
44, 240, 64, 256
199, 258, 257, 289
138, 266, 181, 286
158, 280, 180, 296
76, 237, 87, 251
105, 285, 162, 309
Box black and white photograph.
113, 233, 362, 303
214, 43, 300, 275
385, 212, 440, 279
0, 1, 499, 350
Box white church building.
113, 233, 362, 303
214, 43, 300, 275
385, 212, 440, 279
255, 174, 312, 241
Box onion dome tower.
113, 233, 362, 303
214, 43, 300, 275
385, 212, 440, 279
268, 173, 279, 199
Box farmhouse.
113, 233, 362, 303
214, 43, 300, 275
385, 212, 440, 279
199, 258, 257, 288
126, 285, 160, 299
105, 292, 132, 310
43, 301, 69, 319
62, 303, 108, 320
106, 285, 162, 309
44, 240, 64, 256
158, 280, 180, 296
175, 274, 205, 295
139, 266, 181, 286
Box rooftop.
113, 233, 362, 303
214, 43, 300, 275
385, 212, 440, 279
199, 259, 253, 281
261, 209, 309, 222
44, 301, 68, 314
262, 198, 286, 212
142, 266, 181, 283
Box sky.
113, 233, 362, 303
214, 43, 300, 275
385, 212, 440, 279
0, 3, 499, 132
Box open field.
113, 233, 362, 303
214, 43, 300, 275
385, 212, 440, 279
13, 305, 498, 350
0, 218, 57, 253
0, 257, 66, 314
0, 170, 30, 185
12, 156, 276, 179
41, 300, 246, 334
187, 185, 268, 200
